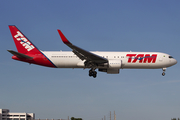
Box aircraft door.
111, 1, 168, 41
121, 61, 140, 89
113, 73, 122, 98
159, 54, 164, 62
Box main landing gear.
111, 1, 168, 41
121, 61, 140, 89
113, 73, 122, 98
89, 68, 97, 78
162, 68, 166, 76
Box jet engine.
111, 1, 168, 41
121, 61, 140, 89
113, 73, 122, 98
99, 60, 122, 74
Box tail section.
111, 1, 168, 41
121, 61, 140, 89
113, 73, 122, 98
7, 50, 33, 59
8, 25, 56, 68
9, 25, 40, 54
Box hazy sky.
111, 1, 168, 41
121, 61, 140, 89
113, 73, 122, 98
0, 1, 180, 120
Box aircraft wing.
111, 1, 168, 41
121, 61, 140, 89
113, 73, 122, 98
57, 30, 108, 64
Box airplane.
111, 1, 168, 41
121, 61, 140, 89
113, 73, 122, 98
8, 25, 177, 78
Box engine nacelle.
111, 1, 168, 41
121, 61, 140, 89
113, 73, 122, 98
98, 60, 122, 74
99, 68, 120, 74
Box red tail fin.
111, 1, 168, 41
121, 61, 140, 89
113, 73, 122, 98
8, 25, 56, 68
9, 25, 40, 54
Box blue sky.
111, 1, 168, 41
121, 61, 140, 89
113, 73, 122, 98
0, 1, 180, 120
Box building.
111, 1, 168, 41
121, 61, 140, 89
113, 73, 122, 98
0, 109, 35, 120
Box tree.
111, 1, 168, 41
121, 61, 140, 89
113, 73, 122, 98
71, 117, 82, 120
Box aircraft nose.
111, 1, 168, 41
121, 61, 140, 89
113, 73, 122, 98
173, 59, 177, 65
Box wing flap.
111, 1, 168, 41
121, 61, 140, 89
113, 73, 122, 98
57, 30, 108, 64
7, 50, 33, 59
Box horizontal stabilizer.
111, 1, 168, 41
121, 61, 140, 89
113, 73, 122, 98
7, 50, 33, 59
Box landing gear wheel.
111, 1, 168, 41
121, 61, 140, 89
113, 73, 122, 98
162, 68, 166, 76
89, 71, 93, 76
93, 71, 97, 78
162, 72, 165, 76
89, 69, 97, 78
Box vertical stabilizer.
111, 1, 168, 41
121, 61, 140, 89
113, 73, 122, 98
8, 25, 56, 68
9, 25, 40, 54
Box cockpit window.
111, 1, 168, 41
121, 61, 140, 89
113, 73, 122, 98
169, 56, 173, 58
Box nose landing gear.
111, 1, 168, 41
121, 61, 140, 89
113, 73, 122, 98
162, 68, 166, 76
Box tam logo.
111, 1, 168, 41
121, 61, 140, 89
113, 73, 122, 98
126, 54, 157, 63
14, 31, 35, 51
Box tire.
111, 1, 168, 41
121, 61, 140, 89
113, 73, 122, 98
162, 72, 165, 76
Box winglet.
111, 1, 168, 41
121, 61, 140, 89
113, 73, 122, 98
57, 29, 72, 45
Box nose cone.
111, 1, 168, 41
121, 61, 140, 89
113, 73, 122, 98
173, 59, 178, 65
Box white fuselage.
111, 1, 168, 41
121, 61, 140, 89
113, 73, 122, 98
43, 51, 177, 69
8, 26, 177, 77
